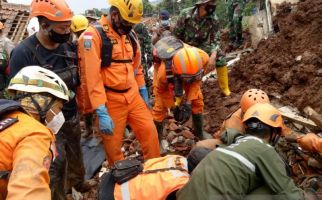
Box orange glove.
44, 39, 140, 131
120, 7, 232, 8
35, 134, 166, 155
297, 133, 322, 153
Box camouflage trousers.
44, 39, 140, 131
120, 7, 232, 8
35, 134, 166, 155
49, 114, 85, 200
0, 73, 8, 99
227, 0, 245, 45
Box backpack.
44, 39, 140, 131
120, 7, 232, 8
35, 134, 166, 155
94, 25, 138, 67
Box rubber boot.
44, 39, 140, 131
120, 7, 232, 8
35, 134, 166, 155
216, 65, 231, 96
192, 114, 204, 140
154, 121, 167, 154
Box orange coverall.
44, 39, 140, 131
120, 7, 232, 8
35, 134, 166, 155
0, 111, 53, 200
77, 16, 160, 165
152, 48, 209, 122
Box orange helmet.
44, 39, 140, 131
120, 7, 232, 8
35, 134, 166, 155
243, 103, 283, 132
240, 89, 270, 113
30, 0, 73, 22
172, 47, 204, 77
0, 22, 4, 30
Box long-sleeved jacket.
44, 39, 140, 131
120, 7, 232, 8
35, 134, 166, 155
0, 111, 53, 200
77, 15, 145, 114
177, 135, 305, 200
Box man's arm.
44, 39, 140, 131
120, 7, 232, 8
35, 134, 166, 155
77, 27, 107, 113
8, 130, 53, 200
8, 44, 32, 78
173, 13, 186, 41
256, 148, 305, 199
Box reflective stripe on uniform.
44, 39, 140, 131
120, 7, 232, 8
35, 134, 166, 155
121, 181, 131, 200
177, 50, 187, 74
191, 48, 202, 72
216, 147, 256, 172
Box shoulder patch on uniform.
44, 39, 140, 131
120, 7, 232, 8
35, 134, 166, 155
0, 117, 18, 132
84, 32, 93, 50
102, 24, 109, 32
111, 39, 118, 45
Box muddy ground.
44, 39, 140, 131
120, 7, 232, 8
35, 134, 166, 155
203, 0, 322, 134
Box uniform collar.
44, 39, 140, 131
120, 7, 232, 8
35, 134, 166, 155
100, 15, 127, 39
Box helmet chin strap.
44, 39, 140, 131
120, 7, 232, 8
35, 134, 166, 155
29, 94, 56, 124
269, 129, 281, 146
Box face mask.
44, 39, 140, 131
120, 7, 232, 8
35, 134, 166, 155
48, 29, 70, 43
45, 110, 65, 134
160, 20, 170, 28
205, 4, 216, 15
111, 14, 133, 35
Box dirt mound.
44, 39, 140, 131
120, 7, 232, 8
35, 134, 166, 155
203, 0, 322, 134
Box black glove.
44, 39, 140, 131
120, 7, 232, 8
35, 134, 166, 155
173, 104, 192, 124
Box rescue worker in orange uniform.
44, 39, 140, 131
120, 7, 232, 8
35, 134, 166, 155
98, 148, 212, 200
196, 89, 271, 149
153, 36, 209, 142
0, 66, 70, 200
77, 0, 160, 165
297, 133, 322, 153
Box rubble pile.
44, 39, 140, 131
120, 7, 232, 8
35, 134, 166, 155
203, 0, 322, 134
121, 119, 197, 158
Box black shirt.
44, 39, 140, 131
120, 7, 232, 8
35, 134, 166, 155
9, 34, 78, 119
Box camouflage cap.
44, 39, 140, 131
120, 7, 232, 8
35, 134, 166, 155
195, 0, 215, 5
85, 9, 99, 20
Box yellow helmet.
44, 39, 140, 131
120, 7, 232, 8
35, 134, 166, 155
71, 15, 89, 33
108, 0, 143, 24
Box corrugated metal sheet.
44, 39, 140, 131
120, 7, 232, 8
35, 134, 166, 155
0, 0, 30, 43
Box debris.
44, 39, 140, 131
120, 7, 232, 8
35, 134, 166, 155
303, 106, 322, 130
278, 106, 318, 130
72, 187, 83, 200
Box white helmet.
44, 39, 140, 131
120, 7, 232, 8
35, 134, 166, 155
8, 66, 69, 101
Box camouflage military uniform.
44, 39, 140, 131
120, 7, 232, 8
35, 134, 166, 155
0, 36, 14, 98
227, 0, 246, 46
134, 23, 153, 90
173, 6, 226, 67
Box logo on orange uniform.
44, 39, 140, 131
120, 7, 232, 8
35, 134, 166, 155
84, 32, 93, 50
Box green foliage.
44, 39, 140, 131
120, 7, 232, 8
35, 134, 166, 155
243, 1, 256, 16
143, 0, 154, 16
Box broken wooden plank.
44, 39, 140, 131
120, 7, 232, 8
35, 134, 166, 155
278, 106, 318, 130
225, 48, 253, 58
303, 106, 322, 130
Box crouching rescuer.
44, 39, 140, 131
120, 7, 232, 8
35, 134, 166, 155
77, 0, 160, 166
153, 36, 209, 144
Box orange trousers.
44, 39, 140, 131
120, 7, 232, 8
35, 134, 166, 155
152, 91, 204, 122
100, 91, 160, 165
0, 111, 53, 200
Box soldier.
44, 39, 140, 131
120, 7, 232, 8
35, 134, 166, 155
85, 9, 100, 25
227, 0, 246, 47
134, 22, 153, 97
152, 10, 171, 45
173, 0, 231, 96
177, 103, 309, 200
0, 22, 14, 98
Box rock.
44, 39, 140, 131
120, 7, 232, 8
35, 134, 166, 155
182, 130, 195, 139
167, 131, 177, 142
169, 123, 179, 131
295, 55, 302, 62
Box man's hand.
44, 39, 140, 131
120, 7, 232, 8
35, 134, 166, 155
139, 86, 151, 109
173, 103, 192, 124
96, 105, 114, 135
297, 133, 322, 152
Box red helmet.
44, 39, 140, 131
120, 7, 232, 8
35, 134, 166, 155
30, 0, 73, 22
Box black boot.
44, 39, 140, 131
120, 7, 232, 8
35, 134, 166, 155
154, 121, 166, 154
192, 114, 204, 140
